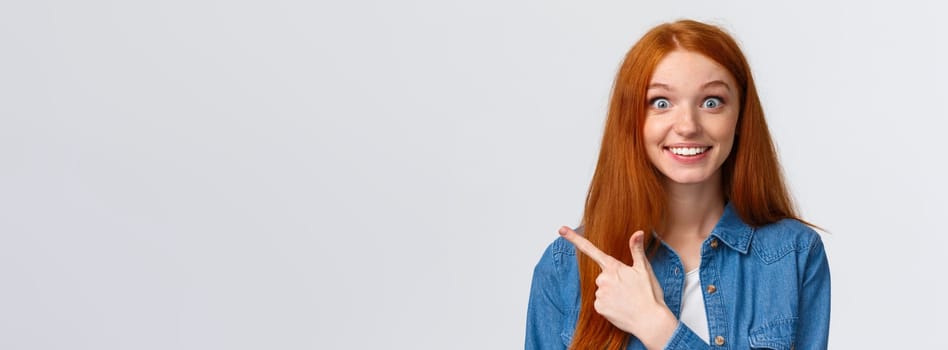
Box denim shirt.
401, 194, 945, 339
525, 204, 830, 349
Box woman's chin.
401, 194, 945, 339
661, 172, 719, 186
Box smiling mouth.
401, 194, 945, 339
667, 146, 710, 156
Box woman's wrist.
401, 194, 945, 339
639, 306, 678, 350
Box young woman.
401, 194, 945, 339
525, 20, 830, 349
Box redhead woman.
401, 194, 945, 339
525, 20, 830, 349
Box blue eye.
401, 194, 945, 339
651, 98, 671, 109
702, 97, 723, 108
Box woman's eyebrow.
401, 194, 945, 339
647, 82, 672, 91
647, 81, 731, 92
702, 80, 732, 92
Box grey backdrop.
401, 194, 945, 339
2, 0, 945, 349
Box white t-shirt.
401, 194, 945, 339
679, 268, 710, 344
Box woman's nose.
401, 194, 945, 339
673, 106, 701, 136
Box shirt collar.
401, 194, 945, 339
709, 202, 755, 254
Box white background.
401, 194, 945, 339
2, 0, 946, 349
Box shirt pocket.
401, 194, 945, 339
749, 317, 798, 350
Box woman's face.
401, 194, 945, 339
643, 50, 740, 186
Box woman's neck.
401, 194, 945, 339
659, 176, 726, 240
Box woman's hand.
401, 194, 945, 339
559, 227, 678, 350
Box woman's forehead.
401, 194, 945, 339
648, 50, 736, 90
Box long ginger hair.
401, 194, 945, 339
571, 19, 805, 349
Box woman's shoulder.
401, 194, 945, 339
755, 218, 822, 243
537, 233, 578, 266
533, 228, 582, 279
750, 218, 825, 262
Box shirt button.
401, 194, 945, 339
710, 238, 719, 249
714, 336, 725, 346
707, 284, 717, 294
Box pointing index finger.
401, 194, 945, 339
558, 226, 613, 269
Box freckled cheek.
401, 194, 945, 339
707, 114, 739, 142
710, 119, 739, 156
642, 120, 671, 145
708, 124, 737, 140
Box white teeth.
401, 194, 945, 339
669, 147, 709, 156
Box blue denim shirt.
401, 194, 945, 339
526, 204, 830, 349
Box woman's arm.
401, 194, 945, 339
525, 241, 569, 350
794, 236, 832, 349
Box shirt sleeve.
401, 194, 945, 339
795, 235, 831, 349
525, 241, 569, 350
